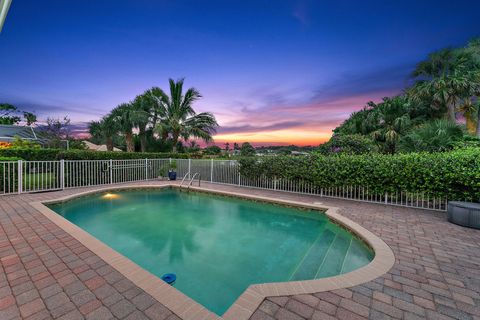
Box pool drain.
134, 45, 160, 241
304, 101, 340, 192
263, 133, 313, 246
161, 273, 176, 284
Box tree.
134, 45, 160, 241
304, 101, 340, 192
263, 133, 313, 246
154, 78, 218, 152
88, 114, 118, 151
42, 116, 71, 139
204, 145, 222, 155
240, 142, 255, 156
457, 100, 478, 134
317, 134, 378, 155
23, 112, 37, 126
409, 70, 477, 122
0, 104, 37, 125
186, 140, 200, 153
111, 103, 143, 152
132, 87, 166, 152
224, 142, 230, 152
233, 142, 239, 150
36, 116, 72, 148
398, 120, 465, 152
409, 39, 480, 124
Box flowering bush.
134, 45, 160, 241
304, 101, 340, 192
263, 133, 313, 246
0, 142, 12, 149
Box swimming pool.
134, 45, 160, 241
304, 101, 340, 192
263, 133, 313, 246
48, 188, 374, 315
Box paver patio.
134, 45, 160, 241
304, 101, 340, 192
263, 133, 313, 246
0, 181, 479, 320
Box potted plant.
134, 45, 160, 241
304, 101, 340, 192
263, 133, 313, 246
168, 160, 177, 180
158, 165, 168, 180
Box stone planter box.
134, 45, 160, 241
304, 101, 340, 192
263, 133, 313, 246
447, 201, 480, 229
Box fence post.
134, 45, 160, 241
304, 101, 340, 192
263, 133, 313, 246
60, 160, 65, 190
17, 160, 22, 194
274, 176, 277, 190
210, 159, 213, 183
384, 192, 388, 204
145, 158, 148, 181
109, 159, 113, 184
188, 159, 191, 179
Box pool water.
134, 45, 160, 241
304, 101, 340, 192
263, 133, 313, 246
49, 188, 374, 315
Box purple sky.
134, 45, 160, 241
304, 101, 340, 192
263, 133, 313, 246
0, 1, 478, 145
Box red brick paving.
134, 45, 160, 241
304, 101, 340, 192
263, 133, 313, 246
0, 182, 479, 320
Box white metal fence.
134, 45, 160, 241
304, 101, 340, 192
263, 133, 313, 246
0, 159, 448, 211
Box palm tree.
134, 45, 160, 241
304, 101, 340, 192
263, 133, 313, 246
410, 41, 480, 124
412, 48, 457, 79
370, 97, 411, 153
409, 70, 476, 122
88, 114, 118, 151
458, 100, 478, 134
111, 103, 145, 152
132, 87, 169, 152
154, 78, 218, 152
477, 105, 480, 137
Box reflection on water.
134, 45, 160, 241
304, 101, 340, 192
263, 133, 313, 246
49, 188, 373, 315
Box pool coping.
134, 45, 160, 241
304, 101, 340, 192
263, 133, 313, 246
31, 183, 395, 320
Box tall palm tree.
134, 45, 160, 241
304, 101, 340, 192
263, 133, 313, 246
412, 48, 457, 79
458, 100, 478, 134
409, 70, 475, 122
111, 103, 145, 152
132, 88, 166, 152
88, 114, 118, 151
410, 41, 480, 125
155, 78, 218, 152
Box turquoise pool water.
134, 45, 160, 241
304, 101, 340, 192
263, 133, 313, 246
49, 188, 374, 315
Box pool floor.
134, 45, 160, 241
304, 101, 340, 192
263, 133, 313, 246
49, 188, 373, 315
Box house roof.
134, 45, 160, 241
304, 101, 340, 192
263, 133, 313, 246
0, 125, 38, 141
0, 0, 12, 33
84, 141, 122, 152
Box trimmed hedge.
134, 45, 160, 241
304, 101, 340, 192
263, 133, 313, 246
239, 148, 480, 201
0, 149, 195, 161
0, 156, 23, 161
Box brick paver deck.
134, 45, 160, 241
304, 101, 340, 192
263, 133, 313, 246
0, 182, 479, 320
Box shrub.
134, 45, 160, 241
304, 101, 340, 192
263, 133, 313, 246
0, 156, 23, 193
203, 145, 222, 155
0, 148, 196, 161
317, 134, 378, 155
239, 148, 480, 201
240, 142, 255, 156
398, 120, 466, 153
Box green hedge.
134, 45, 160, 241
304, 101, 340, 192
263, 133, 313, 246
0, 156, 23, 161
0, 156, 22, 193
0, 149, 195, 161
239, 148, 480, 201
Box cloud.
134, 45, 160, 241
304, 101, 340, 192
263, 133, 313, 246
217, 121, 304, 134
312, 63, 413, 103
292, 0, 309, 26
212, 63, 411, 145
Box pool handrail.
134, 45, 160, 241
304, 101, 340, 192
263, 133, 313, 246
179, 172, 190, 187
187, 172, 201, 188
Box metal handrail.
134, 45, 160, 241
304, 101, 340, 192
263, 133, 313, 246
187, 173, 201, 188
179, 172, 190, 187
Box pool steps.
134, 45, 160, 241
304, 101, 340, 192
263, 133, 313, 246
290, 228, 359, 281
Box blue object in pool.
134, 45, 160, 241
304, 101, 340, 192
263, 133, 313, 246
161, 273, 176, 284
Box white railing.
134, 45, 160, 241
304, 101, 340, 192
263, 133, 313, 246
0, 159, 448, 211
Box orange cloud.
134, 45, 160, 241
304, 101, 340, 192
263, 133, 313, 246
214, 128, 331, 146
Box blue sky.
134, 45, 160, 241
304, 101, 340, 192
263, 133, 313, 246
0, 0, 479, 145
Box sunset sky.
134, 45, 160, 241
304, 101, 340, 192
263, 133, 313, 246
0, 0, 479, 146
